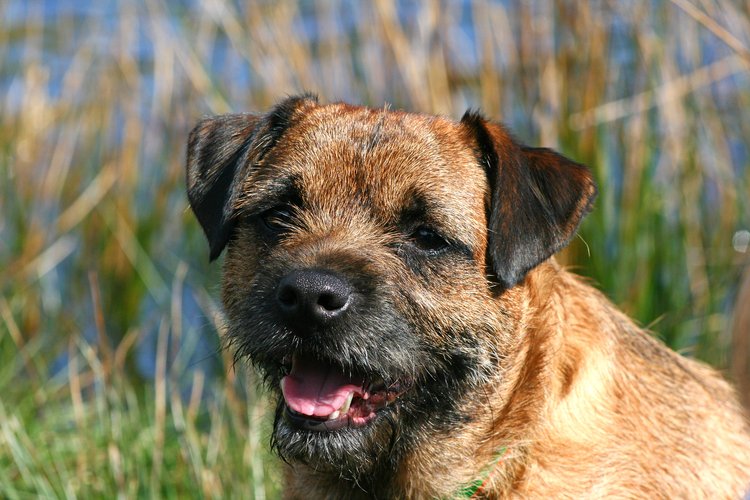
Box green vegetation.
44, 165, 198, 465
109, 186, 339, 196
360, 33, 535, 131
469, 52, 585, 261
1, 0, 749, 497
0, 329, 279, 498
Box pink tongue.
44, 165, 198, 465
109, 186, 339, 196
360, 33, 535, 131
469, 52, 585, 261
281, 356, 365, 417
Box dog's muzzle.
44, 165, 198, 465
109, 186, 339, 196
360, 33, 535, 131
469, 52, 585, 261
273, 268, 411, 431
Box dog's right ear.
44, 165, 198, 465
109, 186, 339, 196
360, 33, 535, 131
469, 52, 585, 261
186, 94, 317, 260
186, 113, 261, 261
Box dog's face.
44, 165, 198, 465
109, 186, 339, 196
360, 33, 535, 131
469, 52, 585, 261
186, 96, 596, 480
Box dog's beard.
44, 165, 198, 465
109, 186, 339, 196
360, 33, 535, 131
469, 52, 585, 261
224, 271, 505, 483
270, 396, 404, 479
234, 327, 500, 486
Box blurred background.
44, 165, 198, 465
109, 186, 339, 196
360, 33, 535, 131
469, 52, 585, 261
1, 0, 749, 497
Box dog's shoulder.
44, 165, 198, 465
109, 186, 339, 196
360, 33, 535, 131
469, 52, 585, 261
523, 265, 750, 497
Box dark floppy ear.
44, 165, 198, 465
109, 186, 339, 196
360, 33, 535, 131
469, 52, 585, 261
186, 113, 261, 260
186, 94, 318, 260
461, 111, 597, 289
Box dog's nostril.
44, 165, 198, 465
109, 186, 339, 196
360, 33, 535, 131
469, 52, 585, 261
318, 291, 348, 311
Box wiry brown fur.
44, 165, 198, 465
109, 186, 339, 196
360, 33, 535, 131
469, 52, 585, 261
284, 262, 750, 499
186, 96, 750, 499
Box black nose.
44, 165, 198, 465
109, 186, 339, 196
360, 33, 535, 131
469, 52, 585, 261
276, 269, 352, 328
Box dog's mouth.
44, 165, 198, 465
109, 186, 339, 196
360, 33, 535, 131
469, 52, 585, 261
280, 353, 411, 432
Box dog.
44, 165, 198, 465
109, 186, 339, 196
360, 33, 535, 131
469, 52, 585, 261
186, 94, 750, 498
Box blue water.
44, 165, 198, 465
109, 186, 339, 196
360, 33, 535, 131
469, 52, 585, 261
5, 0, 749, 385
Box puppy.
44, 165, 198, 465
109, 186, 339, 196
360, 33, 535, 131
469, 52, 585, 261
186, 95, 750, 498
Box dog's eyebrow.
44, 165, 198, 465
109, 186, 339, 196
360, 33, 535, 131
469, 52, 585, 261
397, 192, 431, 227
398, 191, 461, 229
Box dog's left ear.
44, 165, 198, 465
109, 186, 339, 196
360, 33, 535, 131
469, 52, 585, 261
461, 112, 597, 289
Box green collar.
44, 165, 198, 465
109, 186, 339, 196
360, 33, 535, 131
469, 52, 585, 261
449, 446, 509, 499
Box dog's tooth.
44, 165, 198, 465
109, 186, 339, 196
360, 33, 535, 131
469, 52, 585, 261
328, 410, 340, 420
339, 392, 353, 414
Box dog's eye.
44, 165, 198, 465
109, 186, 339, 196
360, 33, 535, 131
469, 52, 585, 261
410, 226, 450, 253
259, 205, 294, 234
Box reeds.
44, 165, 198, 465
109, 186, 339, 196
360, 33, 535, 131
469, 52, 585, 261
1, 0, 749, 495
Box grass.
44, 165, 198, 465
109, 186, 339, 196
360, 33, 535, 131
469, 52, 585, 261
1, 0, 749, 496
0, 323, 280, 498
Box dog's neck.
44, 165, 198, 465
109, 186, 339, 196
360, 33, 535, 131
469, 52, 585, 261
448, 445, 511, 497
391, 261, 618, 497
389, 262, 571, 497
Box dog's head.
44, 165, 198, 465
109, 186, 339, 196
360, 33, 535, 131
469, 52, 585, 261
186, 95, 596, 480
